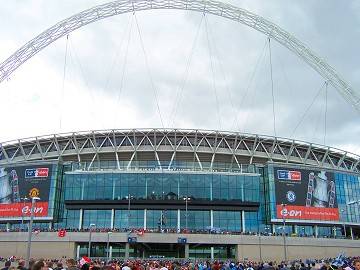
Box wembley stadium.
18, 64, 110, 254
0, 128, 360, 261
1, 0, 360, 263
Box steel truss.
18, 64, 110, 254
0, 128, 359, 173
0, 0, 359, 111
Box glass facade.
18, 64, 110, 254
1, 160, 360, 240
114, 210, 144, 229
64, 171, 260, 202
83, 210, 112, 229
213, 211, 241, 232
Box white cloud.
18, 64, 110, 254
0, 0, 359, 157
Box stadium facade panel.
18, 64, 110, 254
0, 128, 360, 259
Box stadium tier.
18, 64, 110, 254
0, 128, 360, 260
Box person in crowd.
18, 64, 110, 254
65, 259, 78, 270
353, 260, 360, 270
16, 260, 26, 270
54, 263, 65, 270
31, 261, 47, 270
122, 263, 131, 270
1, 261, 12, 270
160, 262, 168, 270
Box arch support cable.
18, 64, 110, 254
0, 0, 359, 112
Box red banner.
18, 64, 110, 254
276, 205, 339, 221
58, 229, 66, 237
0, 202, 48, 217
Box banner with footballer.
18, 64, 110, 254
0, 164, 52, 217
274, 167, 339, 221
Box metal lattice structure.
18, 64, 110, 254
0, 128, 359, 173
0, 0, 359, 111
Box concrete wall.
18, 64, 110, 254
1, 232, 360, 261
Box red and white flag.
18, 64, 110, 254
136, 229, 145, 236
80, 256, 91, 266
58, 229, 66, 238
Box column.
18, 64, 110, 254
112, 179, 116, 199
79, 209, 83, 230
144, 209, 147, 230
242, 211, 245, 232
210, 247, 214, 260
210, 210, 214, 229
125, 243, 130, 259
76, 245, 80, 260
185, 244, 190, 259
177, 209, 181, 232
81, 181, 85, 200
314, 225, 318, 238
350, 227, 354, 240
235, 244, 242, 262
111, 209, 114, 229
109, 246, 113, 260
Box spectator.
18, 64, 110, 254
353, 260, 360, 270
17, 260, 26, 270
54, 263, 64, 270
2, 261, 12, 270
65, 259, 78, 270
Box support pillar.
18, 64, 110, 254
125, 243, 130, 259
211, 247, 214, 260
79, 209, 83, 230
76, 245, 80, 260
210, 210, 214, 229
235, 244, 242, 262
350, 227, 354, 240
111, 209, 114, 229
144, 209, 147, 230
315, 225, 318, 238
109, 246, 113, 260
185, 244, 189, 259
177, 209, 181, 232
242, 211, 245, 232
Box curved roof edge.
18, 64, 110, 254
0, 128, 359, 173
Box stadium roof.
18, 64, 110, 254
0, 128, 359, 173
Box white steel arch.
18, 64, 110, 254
0, 0, 359, 112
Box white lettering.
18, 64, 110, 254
281, 208, 302, 217
21, 206, 44, 214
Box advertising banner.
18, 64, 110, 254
274, 167, 339, 221
0, 164, 53, 217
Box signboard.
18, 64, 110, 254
274, 167, 339, 221
128, 236, 137, 243
177, 237, 187, 244
0, 164, 53, 217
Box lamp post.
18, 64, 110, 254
20, 197, 29, 229
183, 196, 191, 231
126, 194, 131, 229
106, 231, 112, 262
340, 209, 346, 238
281, 203, 288, 262
25, 196, 40, 268
88, 223, 96, 258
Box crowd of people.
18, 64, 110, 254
1, 257, 360, 270
0, 228, 350, 239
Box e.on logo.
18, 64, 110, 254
281, 208, 302, 218
22, 206, 44, 214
